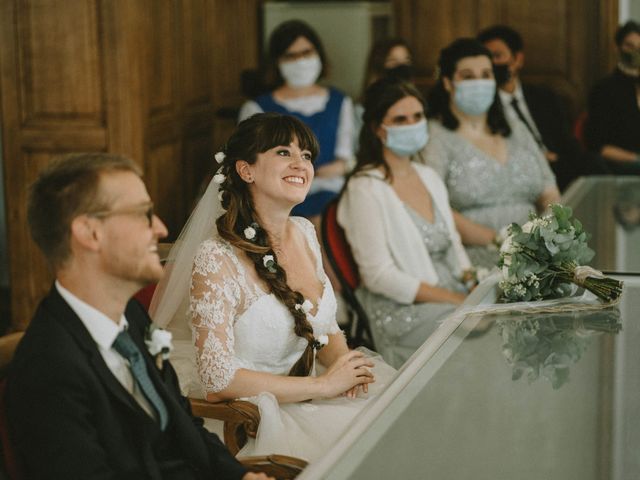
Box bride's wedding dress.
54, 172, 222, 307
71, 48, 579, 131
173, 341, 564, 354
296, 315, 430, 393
166, 216, 395, 462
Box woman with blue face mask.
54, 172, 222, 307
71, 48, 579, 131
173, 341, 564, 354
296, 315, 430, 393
238, 20, 354, 225
425, 38, 560, 268
337, 78, 473, 368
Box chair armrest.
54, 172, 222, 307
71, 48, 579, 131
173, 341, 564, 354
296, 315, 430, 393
189, 398, 260, 455
240, 454, 308, 479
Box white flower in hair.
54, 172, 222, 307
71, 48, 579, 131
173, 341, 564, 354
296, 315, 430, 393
294, 299, 313, 314
316, 334, 329, 346
263, 255, 275, 267
214, 151, 226, 164
244, 226, 256, 240
213, 173, 226, 184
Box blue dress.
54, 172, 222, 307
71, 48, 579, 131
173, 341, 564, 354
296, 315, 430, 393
255, 88, 346, 216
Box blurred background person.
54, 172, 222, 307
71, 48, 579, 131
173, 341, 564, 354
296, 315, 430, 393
361, 37, 414, 90
354, 38, 415, 150
425, 38, 560, 268
238, 19, 354, 222
585, 20, 640, 175
338, 79, 472, 368
477, 25, 610, 190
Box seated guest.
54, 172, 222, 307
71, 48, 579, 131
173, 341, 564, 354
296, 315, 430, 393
338, 78, 472, 368
7, 153, 265, 480
361, 37, 414, 90
150, 113, 395, 462
354, 38, 416, 150
477, 25, 610, 190
425, 38, 560, 268
238, 19, 354, 221
585, 20, 640, 174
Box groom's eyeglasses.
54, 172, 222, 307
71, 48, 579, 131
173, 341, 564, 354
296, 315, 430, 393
89, 202, 155, 227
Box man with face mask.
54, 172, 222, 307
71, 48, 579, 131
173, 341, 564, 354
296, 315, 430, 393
585, 20, 640, 174
477, 25, 610, 190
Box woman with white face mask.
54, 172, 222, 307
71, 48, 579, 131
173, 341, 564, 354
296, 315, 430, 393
238, 20, 354, 224
337, 79, 473, 368
425, 38, 560, 268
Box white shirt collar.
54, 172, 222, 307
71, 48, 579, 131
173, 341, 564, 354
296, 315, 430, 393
498, 79, 524, 104
55, 280, 128, 350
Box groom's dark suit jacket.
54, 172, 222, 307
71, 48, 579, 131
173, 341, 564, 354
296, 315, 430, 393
6, 286, 247, 480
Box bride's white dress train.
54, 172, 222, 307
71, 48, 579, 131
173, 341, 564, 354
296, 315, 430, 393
167, 217, 396, 462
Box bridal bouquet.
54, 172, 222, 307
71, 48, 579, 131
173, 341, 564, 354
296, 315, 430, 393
497, 308, 621, 389
498, 205, 623, 303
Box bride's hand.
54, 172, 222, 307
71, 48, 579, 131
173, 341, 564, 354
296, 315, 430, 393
319, 351, 375, 398
344, 381, 369, 399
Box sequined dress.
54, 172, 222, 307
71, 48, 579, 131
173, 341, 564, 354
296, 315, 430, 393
356, 204, 467, 368
425, 120, 556, 268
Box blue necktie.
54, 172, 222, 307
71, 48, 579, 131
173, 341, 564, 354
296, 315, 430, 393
112, 330, 169, 430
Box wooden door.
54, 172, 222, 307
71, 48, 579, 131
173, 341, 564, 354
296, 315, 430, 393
0, 0, 261, 329
0, 0, 132, 329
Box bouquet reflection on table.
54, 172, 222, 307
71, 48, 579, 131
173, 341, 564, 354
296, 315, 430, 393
494, 306, 621, 390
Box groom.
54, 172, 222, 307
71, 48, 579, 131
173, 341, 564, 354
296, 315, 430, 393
6, 154, 267, 479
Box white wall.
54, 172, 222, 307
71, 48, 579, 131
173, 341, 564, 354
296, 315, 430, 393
263, 1, 393, 100
620, 0, 640, 21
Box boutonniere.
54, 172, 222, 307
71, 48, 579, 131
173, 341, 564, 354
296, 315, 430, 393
145, 325, 173, 370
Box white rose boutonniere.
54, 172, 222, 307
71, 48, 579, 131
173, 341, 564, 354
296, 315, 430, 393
145, 326, 173, 370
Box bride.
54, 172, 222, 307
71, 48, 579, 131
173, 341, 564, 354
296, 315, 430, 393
149, 112, 395, 462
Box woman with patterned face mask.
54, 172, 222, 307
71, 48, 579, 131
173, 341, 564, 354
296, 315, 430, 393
425, 38, 560, 269
238, 20, 354, 225
338, 78, 473, 368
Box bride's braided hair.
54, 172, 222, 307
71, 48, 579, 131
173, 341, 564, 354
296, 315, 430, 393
215, 113, 320, 377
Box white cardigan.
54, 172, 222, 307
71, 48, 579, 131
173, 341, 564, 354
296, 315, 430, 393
337, 164, 471, 305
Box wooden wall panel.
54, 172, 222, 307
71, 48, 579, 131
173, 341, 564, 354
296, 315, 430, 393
209, 0, 260, 149
101, 0, 148, 163
18, 0, 103, 126
146, 143, 185, 238
149, 0, 176, 115
1, 0, 113, 328
182, 0, 211, 106
8, 152, 56, 330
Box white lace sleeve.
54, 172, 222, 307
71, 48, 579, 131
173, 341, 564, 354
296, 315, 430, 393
189, 239, 243, 393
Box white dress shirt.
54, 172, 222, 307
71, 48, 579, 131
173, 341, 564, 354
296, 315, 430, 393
498, 80, 545, 148
55, 281, 156, 419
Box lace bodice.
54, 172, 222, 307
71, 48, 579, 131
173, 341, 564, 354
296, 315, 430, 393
189, 216, 340, 394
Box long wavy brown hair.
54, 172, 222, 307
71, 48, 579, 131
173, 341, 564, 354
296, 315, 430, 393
215, 112, 321, 377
